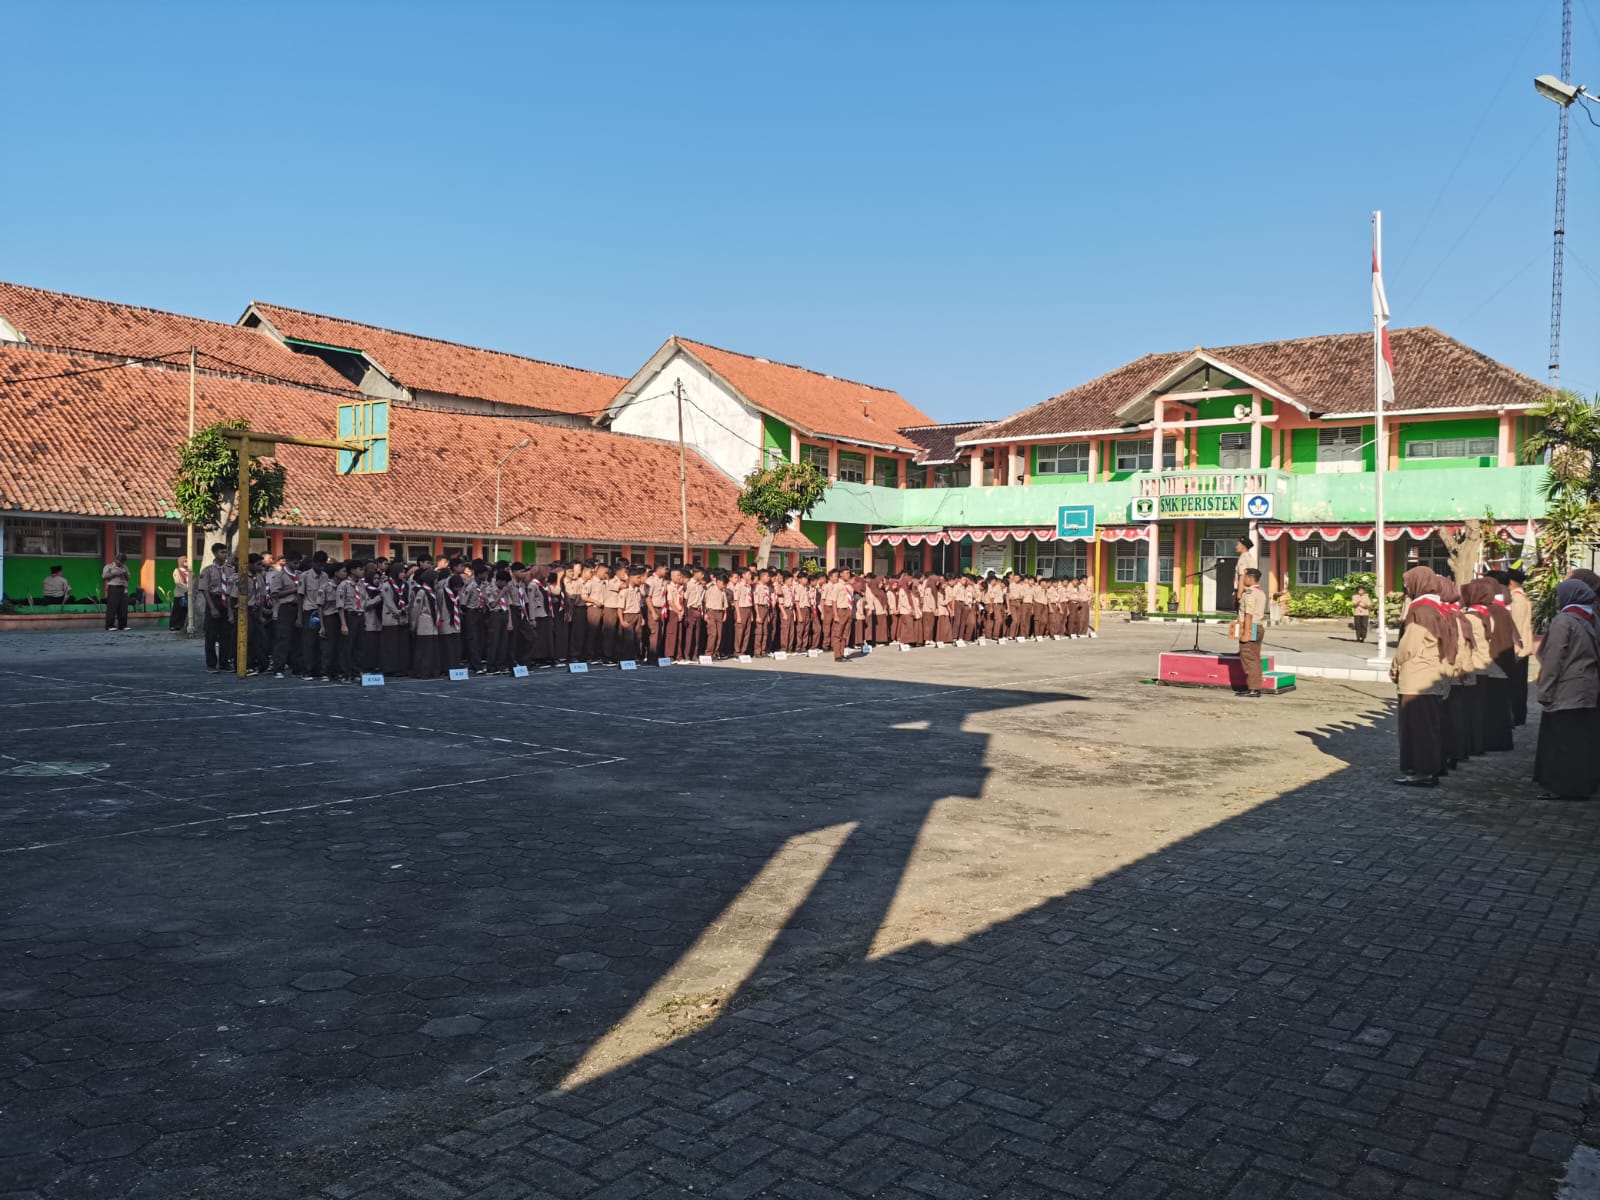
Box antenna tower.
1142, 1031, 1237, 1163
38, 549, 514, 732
1549, 0, 1573, 385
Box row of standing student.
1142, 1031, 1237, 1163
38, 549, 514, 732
1391, 566, 1536, 788
194, 548, 1099, 678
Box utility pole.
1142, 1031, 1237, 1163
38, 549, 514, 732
1549, 0, 1573, 385
675, 377, 690, 564
185, 346, 200, 636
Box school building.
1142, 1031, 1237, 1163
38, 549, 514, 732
802, 326, 1550, 610
0, 277, 1553, 617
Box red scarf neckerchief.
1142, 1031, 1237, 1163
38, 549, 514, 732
1561, 604, 1597, 625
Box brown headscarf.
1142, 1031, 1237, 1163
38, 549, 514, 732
1461, 578, 1514, 663
1435, 577, 1476, 654
1401, 567, 1458, 665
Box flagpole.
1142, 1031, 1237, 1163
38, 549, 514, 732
1370, 210, 1391, 666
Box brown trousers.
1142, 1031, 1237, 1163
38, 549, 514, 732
830, 608, 853, 660
619, 612, 643, 661
1237, 638, 1263, 692
704, 609, 725, 657
601, 606, 620, 661
733, 607, 753, 656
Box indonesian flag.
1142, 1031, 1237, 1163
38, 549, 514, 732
1372, 224, 1396, 410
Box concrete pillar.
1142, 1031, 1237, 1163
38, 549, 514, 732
898, 456, 908, 489
1498, 412, 1515, 466
140, 522, 156, 602
341, 532, 352, 557
102, 521, 116, 565
375, 533, 390, 559
866, 451, 875, 487
827, 444, 839, 479
790, 429, 801, 463
1249, 393, 1263, 468
922, 543, 933, 574
1151, 399, 1166, 482
970, 447, 983, 486
1087, 440, 1099, 481
471, 537, 484, 558
645, 547, 654, 566
926, 466, 936, 487
862, 536, 874, 575
825, 522, 838, 569
788, 551, 799, 570
433, 536, 445, 557
1145, 525, 1160, 612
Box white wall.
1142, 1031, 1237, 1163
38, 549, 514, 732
609, 350, 763, 482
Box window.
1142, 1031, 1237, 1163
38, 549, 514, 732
906, 469, 927, 489
1217, 432, 1251, 469
282, 537, 316, 561
837, 452, 867, 484
337, 400, 390, 473
1037, 547, 1088, 578
1295, 538, 1373, 586
116, 528, 145, 557
765, 447, 784, 469
4, 520, 104, 558
157, 532, 186, 557
836, 548, 863, 571
1113, 438, 1178, 472
1317, 426, 1365, 472
873, 458, 899, 488
1035, 442, 1089, 475
1114, 536, 1174, 584
1409, 536, 1452, 577
350, 542, 376, 560
933, 465, 971, 488
1404, 436, 1496, 461
801, 444, 831, 476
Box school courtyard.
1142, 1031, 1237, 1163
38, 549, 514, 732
3, 624, 1598, 1200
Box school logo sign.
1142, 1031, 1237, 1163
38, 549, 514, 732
1244, 492, 1274, 519
1132, 492, 1275, 521
1129, 496, 1157, 522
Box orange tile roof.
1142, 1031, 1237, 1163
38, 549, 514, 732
966, 327, 1549, 442
249, 302, 625, 417
674, 337, 933, 452
0, 344, 811, 550
0, 280, 354, 392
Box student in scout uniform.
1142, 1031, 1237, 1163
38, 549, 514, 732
1233, 568, 1268, 697
751, 570, 772, 657
827, 568, 856, 661
662, 566, 686, 660
984, 574, 1007, 640
1533, 577, 1600, 800
485, 566, 513, 672
602, 565, 625, 663
198, 543, 235, 671
1500, 569, 1534, 726
378, 561, 410, 678
1351, 585, 1372, 644
684, 567, 707, 660
1391, 568, 1452, 786
583, 563, 607, 662
408, 567, 441, 677
641, 564, 666, 659
704, 570, 729, 658
315, 562, 343, 681
243, 554, 269, 674
731, 569, 754, 657
436, 567, 464, 672
566, 563, 590, 663
297, 554, 328, 680
102, 552, 132, 631
620, 568, 645, 661
461, 560, 487, 674
359, 564, 384, 673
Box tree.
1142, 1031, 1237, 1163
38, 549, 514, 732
1437, 519, 1483, 585
172, 421, 288, 628
736, 460, 831, 567
1520, 389, 1600, 623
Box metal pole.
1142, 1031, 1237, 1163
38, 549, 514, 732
186, 346, 200, 636
1370, 211, 1391, 665
234, 436, 251, 678
675, 377, 690, 564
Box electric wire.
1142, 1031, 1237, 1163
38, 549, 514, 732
0, 346, 193, 384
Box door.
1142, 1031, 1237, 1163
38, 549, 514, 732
1213, 558, 1237, 612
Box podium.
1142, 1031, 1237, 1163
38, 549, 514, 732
1157, 650, 1295, 693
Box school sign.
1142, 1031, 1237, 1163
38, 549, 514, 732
1130, 493, 1275, 521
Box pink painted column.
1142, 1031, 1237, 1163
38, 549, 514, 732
827, 444, 839, 479
1086, 441, 1099, 480
471, 537, 484, 558
375, 533, 390, 558
925, 466, 936, 487
825, 522, 838, 569
788, 551, 799, 570
862, 536, 874, 575
1498, 412, 1515, 466
433, 536, 445, 557
341, 533, 353, 557
970, 447, 984, 485
921, 543, 933, 573
102, 522, 116, 566
898, 457, 908, 489
866, 451, 875, 486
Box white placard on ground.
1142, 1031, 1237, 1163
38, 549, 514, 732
999, 637, 1010, 644
448, 668, 469, 681
862, 644, 873, 655
807, 649, 820, 658
954, 640, 965, 648
360, 673, 385, 687
569, 662, 589, 674
659, 657, 673, 667
977, 637, 988, 645
774, 651, 788, 660
899, 644, 911, 653
738, 654, 753, 663
934, 641, 945, 649
698, 654, 714, 665
512, 665, 529, 678
620, 660, 638, 670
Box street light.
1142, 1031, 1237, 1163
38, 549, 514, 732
1535, 73, 1599, 108
492, 438, 532, 562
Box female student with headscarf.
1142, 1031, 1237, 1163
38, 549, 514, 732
1391, 567, 1454, 786
1534, 577, 1600, 800
1463, 578, 1516, 751
1436, 578, 1477, 771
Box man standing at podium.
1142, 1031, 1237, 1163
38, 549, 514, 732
1236, 568, 1267, 698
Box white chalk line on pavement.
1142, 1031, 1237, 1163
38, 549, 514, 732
0, 770, 566, 855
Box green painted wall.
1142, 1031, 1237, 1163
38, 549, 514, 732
1290, 425, 1376, 474
836, 523, 865, 550
6, 557, 104, 600
1193, 397, 1273, 469
1396, 418, 1498, 470
762, 416, 792, 461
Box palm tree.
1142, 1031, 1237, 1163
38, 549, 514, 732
1520, 389, 1600, 622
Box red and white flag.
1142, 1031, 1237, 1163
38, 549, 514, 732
1372, 221, 1396, 410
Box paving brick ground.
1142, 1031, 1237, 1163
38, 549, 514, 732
1, 624, 1596, 1200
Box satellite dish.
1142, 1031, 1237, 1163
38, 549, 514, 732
1232, 403, 1250, 421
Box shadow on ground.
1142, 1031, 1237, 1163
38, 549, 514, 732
317, 707, 1600, 1200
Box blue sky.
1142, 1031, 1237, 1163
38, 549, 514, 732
9, 1, 1597, 420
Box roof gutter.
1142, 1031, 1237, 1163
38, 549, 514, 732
954, 425, 1145, 448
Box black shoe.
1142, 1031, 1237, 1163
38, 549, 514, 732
1233, 690, 1260, 699
1393, 774, 1439, 788
1542, 792, 1596, 802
